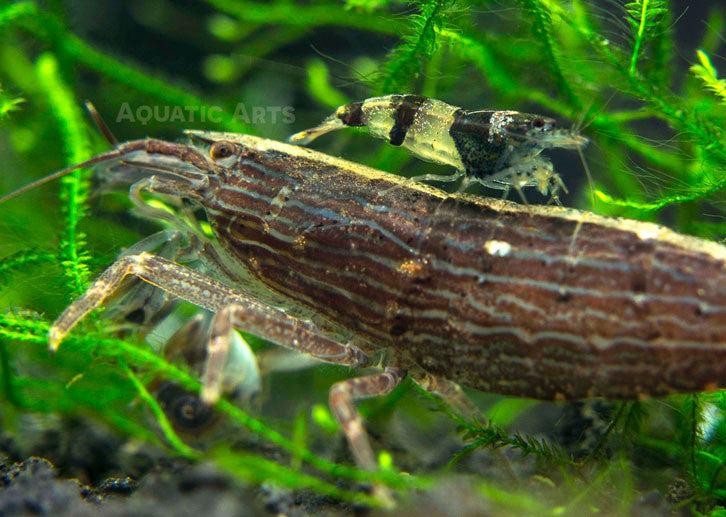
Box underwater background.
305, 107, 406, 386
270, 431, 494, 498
1, 0, 726, 514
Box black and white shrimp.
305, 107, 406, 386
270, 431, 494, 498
288, 94, 588, 203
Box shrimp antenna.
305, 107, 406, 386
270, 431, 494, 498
0, 102, 122, 205
573, 93, 614, 209
577, 92, 616, 134
0, 149, 123, 205
577, 142, 595, 209
572, 102, 589, 135
85, 100, 119, 147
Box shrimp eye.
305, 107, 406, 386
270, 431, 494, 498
533, 118, 546, 128
210, 141, 236, 160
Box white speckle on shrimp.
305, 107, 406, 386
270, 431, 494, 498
636, 227, 662, 241
484, 240, 512, 256
488, 111, 517, 143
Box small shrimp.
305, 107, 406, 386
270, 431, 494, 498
288, 94, 588, 203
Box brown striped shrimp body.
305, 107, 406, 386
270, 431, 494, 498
9, 130, 726, 497
288, 94, 588, 203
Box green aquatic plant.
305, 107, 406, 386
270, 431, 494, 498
35, 52, 92, 296
2, 0, 726, 514
692, 49, 726, 105
625, 0, 669, 77
379, 0, 455, 94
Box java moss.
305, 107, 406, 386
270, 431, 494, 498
1, 0, 726, 514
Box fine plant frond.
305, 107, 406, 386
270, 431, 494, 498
642, 1, 673, 84
456, 422, 573, 467
0, 249, 57, 286
678, 395, 705, 486
586, 402, 649, 461
416, 380, 572, 468
691, 50, 726, 105
121, 359, 200, 459
620, 401, 649, 442
210, 445, 384, 506
35, 52, 92, 296
379, 0, 455, 94
517, 0, 578, 105
344, 0, 393, 13
0, 86, 22, 119
594, 165, 726, 212
547, 4, 726, 163
204, 0, 407, 35
2, 2, 251, 133
625, 0, 669, 76
0, 1, 35, 29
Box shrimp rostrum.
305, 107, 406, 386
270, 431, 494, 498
289, 94, 588, 203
